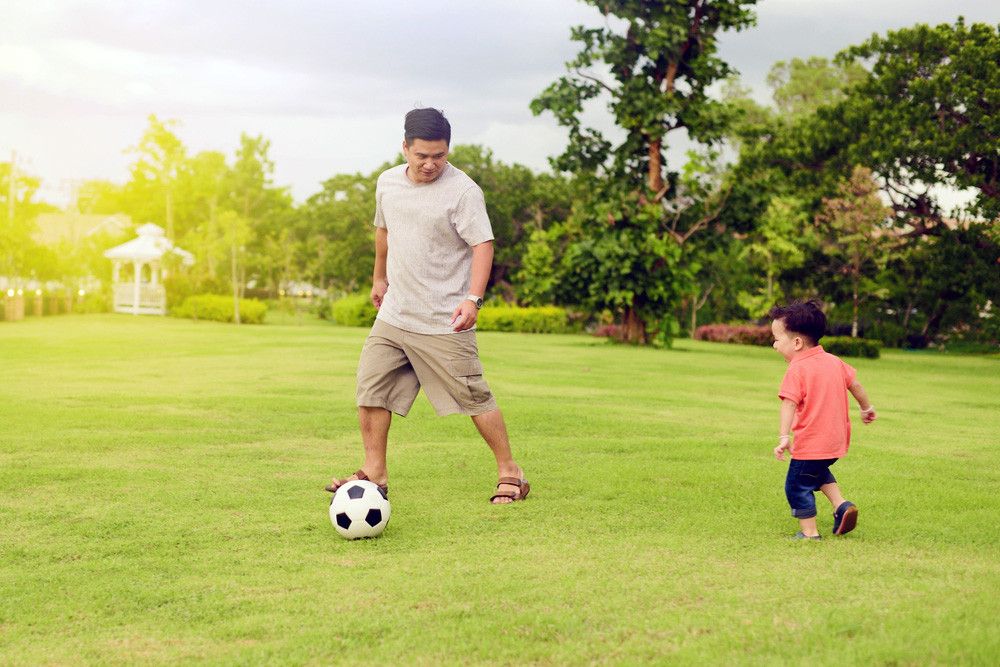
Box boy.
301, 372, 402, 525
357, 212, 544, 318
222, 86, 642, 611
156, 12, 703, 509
769, 301, 877, 540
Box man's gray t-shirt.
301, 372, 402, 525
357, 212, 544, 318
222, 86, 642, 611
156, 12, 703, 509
373, 163, 494, 335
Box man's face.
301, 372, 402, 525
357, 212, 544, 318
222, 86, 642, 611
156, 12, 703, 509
402, 138, 449, 183
771, 318, 802, 362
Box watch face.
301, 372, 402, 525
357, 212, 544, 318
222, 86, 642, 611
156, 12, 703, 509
475, 297, 483, 308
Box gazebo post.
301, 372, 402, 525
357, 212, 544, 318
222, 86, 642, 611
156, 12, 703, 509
133, 260, 142, 316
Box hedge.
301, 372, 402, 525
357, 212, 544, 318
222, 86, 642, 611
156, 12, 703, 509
822, 336, 881, 359
172, 294, 267, 324
329, 294, 378, 327
326, 295, 575, 334
476, 305, 576, 334
694, 323, 772, 346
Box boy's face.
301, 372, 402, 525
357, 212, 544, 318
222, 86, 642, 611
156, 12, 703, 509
771, 318, 804, 361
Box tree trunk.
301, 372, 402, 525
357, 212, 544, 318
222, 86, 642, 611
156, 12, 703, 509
231, 242, 241, 325
165, 188, 174, 240
648, 138, 664, 193
620, 301, 648, 344
207, 199, 217, 278
851, 276, 859, 338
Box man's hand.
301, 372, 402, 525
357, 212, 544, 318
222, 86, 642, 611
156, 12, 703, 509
773, 437, 791, 461
450, 299, 479, 332
860, 406, 877, 424
371, 279, 388, 309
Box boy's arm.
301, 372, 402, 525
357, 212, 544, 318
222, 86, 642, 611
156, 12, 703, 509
848, 380, 877, 423
774, 398, 797, 460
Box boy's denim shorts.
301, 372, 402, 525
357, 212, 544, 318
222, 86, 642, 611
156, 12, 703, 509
785, 458, 838, 518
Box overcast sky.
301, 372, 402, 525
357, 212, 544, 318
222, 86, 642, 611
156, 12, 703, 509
1, 0, 997, 206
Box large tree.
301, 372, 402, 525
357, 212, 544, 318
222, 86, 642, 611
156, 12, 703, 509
837, 18, 1000, 223
125, 115, 187, 239
532, 0, 757, 343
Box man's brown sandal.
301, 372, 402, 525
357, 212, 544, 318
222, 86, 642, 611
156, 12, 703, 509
490, 476, 530, 504
324, 469, 388, 497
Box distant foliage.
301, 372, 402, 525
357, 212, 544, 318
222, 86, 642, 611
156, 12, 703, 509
477, 305, 577, 334
172, 294, 267, 324
328, 294, 377, 327
823, 336, 881, 358
72, 292, 111, 314
694, 324, 772, 346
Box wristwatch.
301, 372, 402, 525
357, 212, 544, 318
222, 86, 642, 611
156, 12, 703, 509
465, 294, 484, 309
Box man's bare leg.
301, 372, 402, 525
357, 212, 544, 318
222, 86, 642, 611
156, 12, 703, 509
329, 406, 391, 489
471, 408, 525, 504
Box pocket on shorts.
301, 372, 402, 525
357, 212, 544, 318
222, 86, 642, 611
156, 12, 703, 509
447, 358, 491, 403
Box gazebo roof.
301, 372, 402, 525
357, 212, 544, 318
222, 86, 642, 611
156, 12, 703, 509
103, 223, 194, 265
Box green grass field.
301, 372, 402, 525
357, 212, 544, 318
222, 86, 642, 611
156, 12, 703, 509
2, 315, 998, 665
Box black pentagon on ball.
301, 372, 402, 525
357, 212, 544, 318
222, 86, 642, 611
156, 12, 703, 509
365, 508, 382, 527
347, 485, 365, 500
377, 486, 388, 500
335, 512, 352, 530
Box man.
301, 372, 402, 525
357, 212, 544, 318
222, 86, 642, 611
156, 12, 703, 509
326, 108, 530, 504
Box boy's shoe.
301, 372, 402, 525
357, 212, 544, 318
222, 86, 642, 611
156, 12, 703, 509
833, 501, 858, 535
792, 531, 822, 541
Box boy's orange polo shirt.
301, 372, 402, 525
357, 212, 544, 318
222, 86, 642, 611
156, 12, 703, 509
778, 345, 857, 460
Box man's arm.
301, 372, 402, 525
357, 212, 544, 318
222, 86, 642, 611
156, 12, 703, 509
848, 380, 877, 423
451, 241, 493, 332
371, 227, 388, 308
774, 398, 797, 460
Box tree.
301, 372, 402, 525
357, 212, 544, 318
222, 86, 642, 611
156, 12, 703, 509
815, 167, 891, 337
1, 161, 56, 282
299, 170, 380, 292
837, 19, 1000, 221
226, 133, 294, 296
736, 195, 812, 318
125, 115, 187, 239
178, 151, 231, 285
766, 56, 866, 118
219, 210, 251, 324
532, 0, 758, 343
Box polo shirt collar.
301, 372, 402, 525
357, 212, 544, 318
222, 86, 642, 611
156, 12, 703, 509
790, 345, 825, 364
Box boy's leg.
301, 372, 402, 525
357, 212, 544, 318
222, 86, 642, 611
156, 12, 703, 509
819, 482, 846, 509
785, 459, 821, 537
471, 409, 526, 504
798, 516, 820, 536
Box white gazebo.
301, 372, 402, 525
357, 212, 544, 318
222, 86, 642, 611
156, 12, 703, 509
104, 223, 194, 315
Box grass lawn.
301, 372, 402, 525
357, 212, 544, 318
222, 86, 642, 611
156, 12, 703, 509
2, 314, 998, 665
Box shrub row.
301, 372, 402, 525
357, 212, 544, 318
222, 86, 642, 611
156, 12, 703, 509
328, 294, 378, 327
477, 305, 577, 334
172, 294, 267, 324
821, 336, 881, 358
694, 323, 772, 346
326, 294, 576, 334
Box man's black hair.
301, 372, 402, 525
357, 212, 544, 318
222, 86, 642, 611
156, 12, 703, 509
404, 107, 451, 146
768, 300, 827, 344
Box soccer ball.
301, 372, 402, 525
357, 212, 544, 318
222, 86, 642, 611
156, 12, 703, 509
329, 480, 391, 539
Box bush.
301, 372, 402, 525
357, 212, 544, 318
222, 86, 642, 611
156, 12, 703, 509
694, 323, 772, 346
72, 291, 111, 314
329, 294, 377, 327
477, 305, 577, 334
172, 294, 267, 324
325, 297, 577, 334
822, 336, 881, 359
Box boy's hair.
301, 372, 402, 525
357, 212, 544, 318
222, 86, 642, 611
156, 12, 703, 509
768, 300, 827, 344
404, 108, 451, 146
